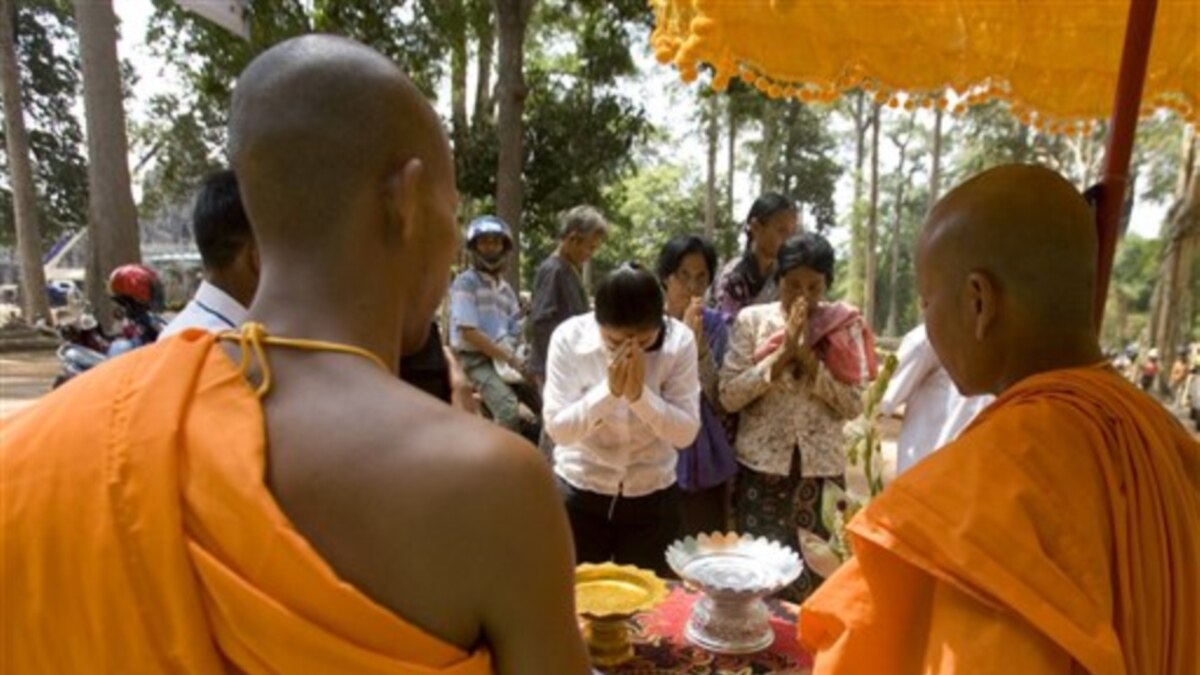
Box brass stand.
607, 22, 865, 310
582, 616, 634, 667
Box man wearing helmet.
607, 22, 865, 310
449, 215, 534, 434
106, 263, 166, 356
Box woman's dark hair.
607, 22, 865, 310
743, 192, 795, 245
594, 262, 664, 329
777, 232, 836, 286
655, 234, 718, 288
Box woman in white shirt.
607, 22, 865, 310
542, 263, 701, 575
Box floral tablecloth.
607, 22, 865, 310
598, 584, 813, 674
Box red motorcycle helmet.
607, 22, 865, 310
107, 264, 164, 312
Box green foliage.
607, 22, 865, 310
139, 0, 448, 219
512, 67, 651, 284
466, 0, 652, 286
0, 0, 87, 247
598, 163, 707, 272
1113, 233, 1164, 313
747, 99, 841, 230
1132, 113, 1188, 204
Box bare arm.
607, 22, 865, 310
474, 442, 591, 675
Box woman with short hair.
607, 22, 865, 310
655, 234, 738, 536
720, 233, 877, 601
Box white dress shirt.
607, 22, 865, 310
160, 281, 249, 338
880, 324, 994, 473
543, 313, 702, 498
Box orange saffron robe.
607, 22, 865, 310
1, 332, 492, 674
799, 365, 1199, 675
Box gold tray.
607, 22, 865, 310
575, 563, 668, 668
575, 563, 668, 619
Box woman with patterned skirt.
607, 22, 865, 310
719, 233, 877, 601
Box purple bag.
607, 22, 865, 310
676, 399, 739, 492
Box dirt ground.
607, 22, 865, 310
0, 349, 59, 419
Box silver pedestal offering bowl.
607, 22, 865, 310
665, 532, 803, 654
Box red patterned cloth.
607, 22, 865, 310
601, 585, 813, 674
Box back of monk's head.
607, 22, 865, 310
227, 35, 458, 353
916, 164, 1100, 395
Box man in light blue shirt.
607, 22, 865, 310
449, 216, 533, 434
161, 170, 257, 337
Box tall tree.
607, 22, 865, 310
885, 112, 917, 337
1150, 127, 1199, 386
471, 0, 495, 129
493, 0, 534, 290
845, 91, 872, 306
726, 97, 737, 229
703, 93, 719, 239
928, 106, 944, 209
0, 0, 51, 323
0, 1, 87, 250
864, 102, 882, 330
74, 0, 140, 319
771, 100, 840, 230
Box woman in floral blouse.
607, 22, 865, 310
719, 233, 877, 601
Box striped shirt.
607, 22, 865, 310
448, 267, 521, 352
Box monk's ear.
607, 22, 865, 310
965, 271, 998, 340
384, 157, 424, 244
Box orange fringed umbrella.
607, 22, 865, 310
648, 0, 1199, 323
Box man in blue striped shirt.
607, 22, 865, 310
449, 216, 531, 433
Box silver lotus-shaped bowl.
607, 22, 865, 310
665, 532, 803, 654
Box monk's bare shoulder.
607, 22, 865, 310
266, 373, 561, 647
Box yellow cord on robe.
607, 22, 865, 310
217, 322, 390, 398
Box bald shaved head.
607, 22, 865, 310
916, 164, 1103, 395
228, 35, 460, 356
229, 35, 452, 246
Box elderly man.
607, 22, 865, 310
799, 165, 1199, 675
2, 36, 589, 675
528, 205, 608, 388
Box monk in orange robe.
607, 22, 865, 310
1, 36, 590, 674
799, 165, 1199, 675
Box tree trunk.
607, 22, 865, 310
885, 115, 915, 337
864, 103, 882, 331
0, 0, 52, 324
1150, 128, 1199, 391
757, 102, 780, 194
472, 5, 494, 129
493, 0, 533, 291
847, 91, 869, 307
726, 101, 737, 236
928, 106, 944, 209
704, 96, 719, 239
74, 0, 140, 323
449, 1, 468, 151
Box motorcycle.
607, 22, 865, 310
52, 264, 167, 388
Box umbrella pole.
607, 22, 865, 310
1094, 0, 1160, 328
